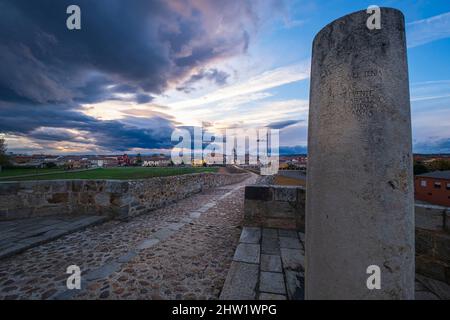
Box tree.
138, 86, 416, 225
135, 153, 143, 166
0, 138, 10, 168
429, 159, 450, 171
413, 162, 428, 175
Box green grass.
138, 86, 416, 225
0, 167, 63, 178
1, 167, 219, 181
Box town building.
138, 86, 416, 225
414, 170, 450, 207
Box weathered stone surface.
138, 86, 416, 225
285, 270, 305, 300
259, 272, 286, 295
258, 293, 286, 300
245, 185, 273, 201
279, 236, 301, 250
244, 185, 305, 231
261, 236, 280, 255
262, 228, 278, 239
278, 229, 298, 238
0, 172, 249, 221
233, 243, 260, 264
261, 254, 282, 272
239, 227, 261, 244
280, 248, 304, 271
306, 8, 414, 299
273, 186, 297, 202
220, 261, 258, 300
136, 239, 160, 250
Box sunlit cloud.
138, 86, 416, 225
407, 12, 450, 48
166, 62, 310, 110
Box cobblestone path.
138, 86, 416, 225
0, 174, 258, 300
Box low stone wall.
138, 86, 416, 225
0, 172, 249, 221
244, 185, 305, 231
415, 205, 450, 284
244, 184, 450, 284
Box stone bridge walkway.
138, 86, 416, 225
0, 174, 258, 300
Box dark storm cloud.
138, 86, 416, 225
0, 0, 273, 151
267, 119, 303, 130
414, 138, 450, 153
0, 102, 175, 151
177, 68, 230, 93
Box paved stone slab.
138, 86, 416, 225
259, 271, 286, 295
85, 261, 122, 281
278, 229, 298, 238
260, 254, 282, 273
415, 291, 440, 300
0, 215, 107, 260
136, 238, 160, 250
285, 270, 305, 300
416, 274, 450, 300
279, 236, 301, 250
262, 228, 278, 239
280, 248, 304, 271
239, 227, 261, 244
233, 243, 260, 264
259, 293, 286, 300
167, 222, 185, 231
261, 236, 280, 255
220, 261, 259, 300
151, 228, 175, 241
189, 211, 202, 219
117, 251, 138, 263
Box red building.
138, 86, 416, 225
117, 154, 131, 166
414, 171, 450, 207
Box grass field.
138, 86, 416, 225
0, 167, 219, 181
0, 167, 63, 178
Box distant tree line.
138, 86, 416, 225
0, 138, 10, 170
414, 159, 450, 175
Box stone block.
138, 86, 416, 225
279, 236, 301, 250
47, 193, 69, 204
262, 201, 296, 218
262, 228, 278, 239
273, 186, 298, 202
416, 229, 435, 256
219, 261, 258, 300
94, 192, 111, 207
233, 243, 260, 264
261, 236, 280, 255
416, 255, 448, 284
261, 254, 282, 272
280, 247, 304, 271
262, 218, 297, 230
258, 293, 286, 300
239, 227, 261, 244
50, 181, 70, 193
278, 229, 298, 238
245, 186, 273, 201
136, 239, 160, 250
434, 233, 450, 264
259, 271, 286, 295
0, 183, 20, 195
285, 270, 305, 300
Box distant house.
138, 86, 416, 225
142, 156, 170, 167
118, 154, 131, 166
415, 171, 450, 207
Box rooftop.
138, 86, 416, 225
417, 170, 450, 180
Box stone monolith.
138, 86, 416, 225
306, 8, 414, 299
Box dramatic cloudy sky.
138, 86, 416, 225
0, 0, 449, 154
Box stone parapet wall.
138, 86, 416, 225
244, 185, 305, 231
244, 185, 450, 285
0, 172, 249, 221
415, 205, 450, 284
